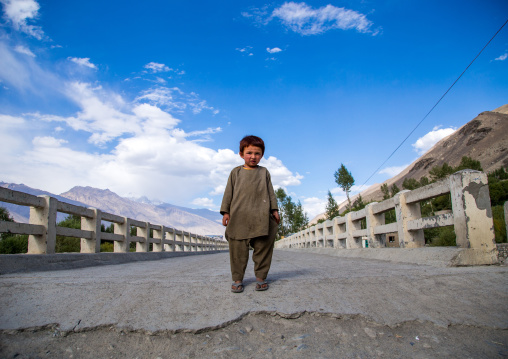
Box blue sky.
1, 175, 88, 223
1, 0, 507, 219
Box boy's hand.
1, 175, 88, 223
222, 213, 230, 226
272, 210, 280, 225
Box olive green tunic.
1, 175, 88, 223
220, 165, 278, 240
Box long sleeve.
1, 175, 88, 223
266, 170, 278, 212
220, 168, 236, 215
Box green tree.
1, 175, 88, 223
334, 164, 355, 211
56, 214, 82, 253
390, 184, 400, 197
402, 178, 421, 191
455, 156, 482, 172
429, 163, 455, 181
291, 200, 309, 234
0, 207, 28, 254
380, 183, 390, 200
275, 188, 308, 239
0, 207, 14, 240
325, 190, 340, 220
352, 194, 366, 211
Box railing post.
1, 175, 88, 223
394, 190, 425, 248
81, 208, 101, 253
136, 222, 150, 252
345, 213, 362, 248
449, 170, 496, 250
164, 227, 175, 252
114, 217, 130, 252
28, 195, 57, 254
153, 225, 164, 252
365, 202, 386, 248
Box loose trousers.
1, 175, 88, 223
227, 215, 278, 282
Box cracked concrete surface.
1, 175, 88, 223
1, 249, 507, 333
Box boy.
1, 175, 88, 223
220, 135, 280, 293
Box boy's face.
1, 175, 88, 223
240, 145, 263, 169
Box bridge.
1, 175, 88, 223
0, 170, 507, 357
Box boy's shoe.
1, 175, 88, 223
231, 282, 244, 293
255, 280, 269, 291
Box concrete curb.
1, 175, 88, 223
0, 250, 228, 275
277, 247, 499, 267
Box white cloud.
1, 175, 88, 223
0, 23, 298, 209
0, 114, 28, 156
32, 136, 68, 147
302, 196, 327, 220
0, 40, 61, 96
412, 126, 456, 155
135, 86, 219, 115
330, 184, 365, 197
135, 87, 183, 108
262, 156, 303, 187
270, 2, 374, 36
36, 81, 141, 145
267, 47, 282, 54
2, 73, 302, 207
144, 62, 171, 73
68, 57, 97, 69
379, 164, 410, 177
14, 44, 35, 57
236, 46, 254, 56
191, 197, 216, 209
0, 0, 44, 39
494, 53, 507, 61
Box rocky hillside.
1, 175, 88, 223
341, 104, 508, 211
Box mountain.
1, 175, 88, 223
128, 196, 222, 224
0, 182, 88, 223
59, 186, 224, 236
312, 104, 508, 222
1, 183, 224, 236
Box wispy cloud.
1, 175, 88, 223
412, 126, 456, 155
494, 53, 507, 61
236, 46, 254, 56
379, 164, 411, 177
302, 196, 327, 219
135, 87, 219, 115
0, 0, 45, 39
14, 44, 35, 57
144, 62, 171, 73
245, 2, 376, 36
68, 57, 97, 69
267, 47, 282, 54
191, 197, 216, 209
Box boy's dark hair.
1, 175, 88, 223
240, 135, 265, 155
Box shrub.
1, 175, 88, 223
100, 241, 114, 252
0, 235, 28, 254
492, 205, 507, 243
426, 226, 456, 247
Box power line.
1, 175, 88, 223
359, 18, 508, 190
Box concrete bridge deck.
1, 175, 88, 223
1, 249, 508, 358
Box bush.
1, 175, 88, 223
100, 241, 114, 252
492, 205, 507, 243
0, 235, 28, 254
426, 226, 457, 247
55, 236, 81, 253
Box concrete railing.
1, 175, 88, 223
0, 187, 227, 254
276, 170, 499, 265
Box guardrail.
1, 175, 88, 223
275, 170, 499, 265
0, 187, 227, 254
